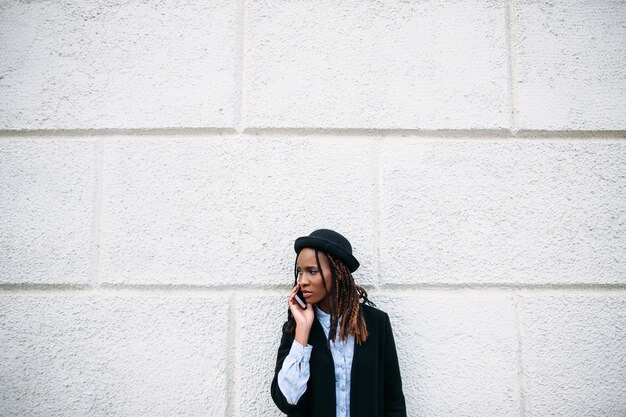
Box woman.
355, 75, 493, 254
271, 229, 406, 417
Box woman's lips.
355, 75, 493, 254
302, 291, 313, 298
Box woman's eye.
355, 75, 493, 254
309, 269, 318, 274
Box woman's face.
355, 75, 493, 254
296, 248, 333, 311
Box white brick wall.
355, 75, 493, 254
0, 0, 239, 129
1, 1, 625, 416
513, 0, 626, 130
0, 294, 230, 416
244, 0, 509, 129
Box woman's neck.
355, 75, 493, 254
317, 298, 331, 314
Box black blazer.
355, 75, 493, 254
271, 304, 407, 417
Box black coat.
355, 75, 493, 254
271, 304, 407, 417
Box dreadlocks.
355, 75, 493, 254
286, 249, 374, 345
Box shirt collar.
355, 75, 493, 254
314, 304, 343, 328
314, 304, 331, 326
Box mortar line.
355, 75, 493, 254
2, 282, 625, 295
90, 137, 104, 286
237, 0, 247, 134
225, 293, 239, 417
379, 283, 626, 292
514, 289, 529, 417
241, 128, 626, 138
0, 128, 625, 139
0, 128, 239, 138
506, 0, 518, 133
375, 138, 383, 289
0, 284, 281, 295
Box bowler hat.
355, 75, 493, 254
294, 229, 360, 272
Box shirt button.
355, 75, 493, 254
341, 407, 345, 412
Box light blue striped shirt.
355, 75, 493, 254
278, 305, 355, 417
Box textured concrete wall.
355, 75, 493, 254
1, 1, 625, 416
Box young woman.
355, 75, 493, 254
271, 229, 406, 417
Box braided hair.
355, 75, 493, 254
286, 249, 374, 345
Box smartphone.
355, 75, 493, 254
295, 285, 307, 309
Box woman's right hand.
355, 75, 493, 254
288, 284, 314, 346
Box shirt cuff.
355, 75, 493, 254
289, 340, 313, 361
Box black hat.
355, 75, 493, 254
294, 229, 360, 272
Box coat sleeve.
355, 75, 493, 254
383, 313, 407, 417
271, 321, 309, 416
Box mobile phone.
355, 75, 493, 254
295, 285, 307, 309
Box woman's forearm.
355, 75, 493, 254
294, 325, 310, 347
